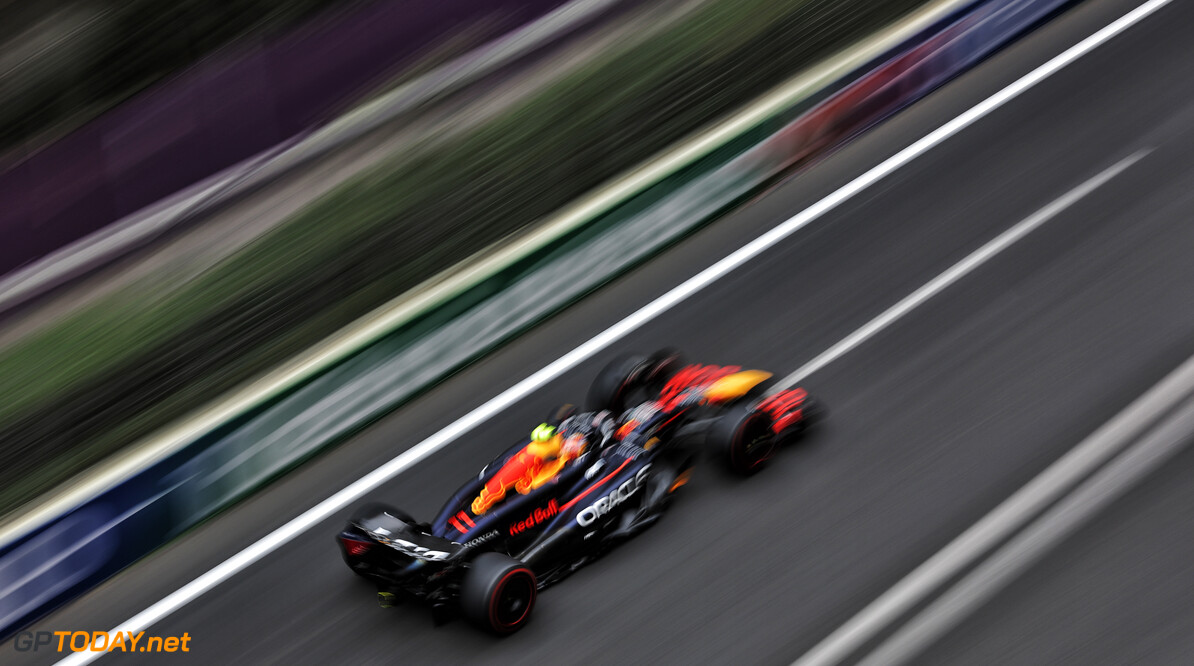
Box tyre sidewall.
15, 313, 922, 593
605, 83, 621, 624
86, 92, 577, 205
461, 553, 537, 634
587, 354, 649, 412
713, 406, 778, 475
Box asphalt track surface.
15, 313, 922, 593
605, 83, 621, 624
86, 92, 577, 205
11, 0, 1194, 663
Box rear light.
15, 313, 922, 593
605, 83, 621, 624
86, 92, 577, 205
340, 535, 372, 558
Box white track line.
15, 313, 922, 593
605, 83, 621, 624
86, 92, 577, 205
855, 393, 1194, 666
793, 233, 1191, 666
775, 149, 1149, 391
795, 355, 1194, 666
59, 0, 1167, 661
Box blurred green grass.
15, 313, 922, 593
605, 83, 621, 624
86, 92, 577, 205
0, 0, 927, 514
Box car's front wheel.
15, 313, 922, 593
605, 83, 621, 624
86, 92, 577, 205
461, 553, 538, 634
710, 404, 778, 475
587, 349, 684, 412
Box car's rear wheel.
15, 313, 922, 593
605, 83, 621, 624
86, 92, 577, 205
461, 553, 537, 634
710, 405, 778, 475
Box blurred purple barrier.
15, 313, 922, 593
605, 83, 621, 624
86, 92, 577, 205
0, 0, 569, 277
758, 0, 1073, 171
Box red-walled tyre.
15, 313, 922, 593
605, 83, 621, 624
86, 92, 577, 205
461, 553, 537, 634
710, 404, 778, 475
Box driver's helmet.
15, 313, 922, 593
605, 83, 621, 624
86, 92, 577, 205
530, 423, 556, 442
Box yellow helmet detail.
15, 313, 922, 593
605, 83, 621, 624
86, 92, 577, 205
531, 423, 556, 442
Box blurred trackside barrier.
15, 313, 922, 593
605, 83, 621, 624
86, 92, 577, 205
0, 0, 578, 278
0, 0, 632, 311
0, 0, 1075, 641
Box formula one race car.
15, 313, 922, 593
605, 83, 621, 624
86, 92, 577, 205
337, 350, 819, 633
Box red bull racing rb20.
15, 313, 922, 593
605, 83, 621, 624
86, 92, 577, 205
336, 350, 821, 633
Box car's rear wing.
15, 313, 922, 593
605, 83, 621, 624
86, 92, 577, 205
354, 511, 464, 562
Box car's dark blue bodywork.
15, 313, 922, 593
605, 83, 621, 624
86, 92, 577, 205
336, 352, 818, 632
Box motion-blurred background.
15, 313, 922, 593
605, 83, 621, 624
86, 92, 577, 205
4, 0, 1192, 662
0, 0, 920, 520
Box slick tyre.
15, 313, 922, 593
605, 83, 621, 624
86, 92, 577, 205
711, 404, 778, 475
587, 354, 649, 413
462, 553, 537, 634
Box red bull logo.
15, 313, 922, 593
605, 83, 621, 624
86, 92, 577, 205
473, 449, 543, 515
508, 499, 559, 535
